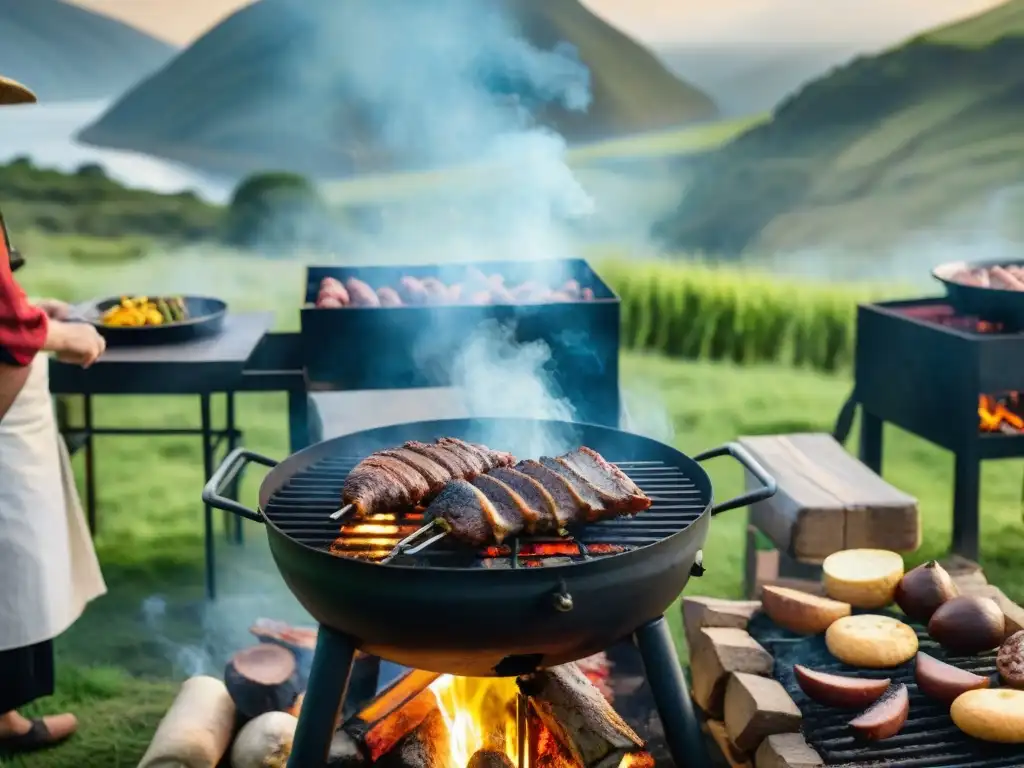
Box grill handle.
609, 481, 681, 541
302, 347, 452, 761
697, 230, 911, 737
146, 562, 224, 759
201, 447, 278, 523
694, 442, 777, 516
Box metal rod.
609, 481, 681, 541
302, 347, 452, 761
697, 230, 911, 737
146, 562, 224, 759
201, 394, 216, 600
83, 394, 97, 535
378, 519, 447, 563
330, 504, 353, 521
517, 690, 528, 768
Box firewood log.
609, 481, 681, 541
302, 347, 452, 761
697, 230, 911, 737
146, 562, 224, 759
231, 711, 297, 768
137, 676, 236, 768
690, 628, 773, 717
754, 733, 823, 768
723, 673, 801, 753
225, 645, 302, 721
375, 708, 451, 768
467, 749, 515, 768
521, 662, 644, 768
360, 688, 440, 761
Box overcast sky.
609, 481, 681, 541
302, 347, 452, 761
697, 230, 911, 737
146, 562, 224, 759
68, 0, 1008, 47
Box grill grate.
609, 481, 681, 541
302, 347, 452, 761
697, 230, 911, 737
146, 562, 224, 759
750, 615, 1023, 768
262, 457, 707, 567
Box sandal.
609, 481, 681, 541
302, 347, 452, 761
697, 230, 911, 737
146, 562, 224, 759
0, 718, 73, 755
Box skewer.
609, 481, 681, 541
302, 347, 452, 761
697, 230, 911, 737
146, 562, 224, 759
330, 504, 353, 521
379, 518, 451, 563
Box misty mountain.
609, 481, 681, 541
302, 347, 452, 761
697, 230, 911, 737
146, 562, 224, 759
77, 0, 717, 179
0, 0, 176, 102
656, 0, 1024, 256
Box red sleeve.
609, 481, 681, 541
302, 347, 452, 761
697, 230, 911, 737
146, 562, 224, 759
0, 235, 48, 366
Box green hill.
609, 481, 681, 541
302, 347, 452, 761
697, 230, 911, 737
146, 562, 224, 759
0, 0, 175, 102
76, 0, 717, 178
656, 0, 1024, 256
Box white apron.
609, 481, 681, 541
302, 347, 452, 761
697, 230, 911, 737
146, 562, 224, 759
0, 355, 106, 651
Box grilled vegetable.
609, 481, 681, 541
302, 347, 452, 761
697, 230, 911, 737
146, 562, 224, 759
100, 296, 189, 327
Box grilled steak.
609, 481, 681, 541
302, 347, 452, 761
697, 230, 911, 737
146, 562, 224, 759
343, 462, 417, 515
471, 442, 516, 470
403, 441, 474, 476
487, 467, 560, 533
559, 447, 650, 513
471, 474, 538, 533
376, 449, 452, 495
514, 460, 589, 527
437, 437, 489, 476
429, 480, 516, 546
539, 457, 607, 521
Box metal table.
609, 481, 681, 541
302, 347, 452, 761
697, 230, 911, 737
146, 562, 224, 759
48, 313, 291, 599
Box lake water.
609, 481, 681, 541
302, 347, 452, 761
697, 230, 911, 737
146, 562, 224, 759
0, 99, 234, 203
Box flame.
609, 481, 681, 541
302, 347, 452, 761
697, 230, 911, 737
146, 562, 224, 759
429, 676, 524, 768
979, 394, 1024, 433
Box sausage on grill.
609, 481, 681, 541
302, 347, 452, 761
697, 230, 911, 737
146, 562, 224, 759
425, 447, 651, 547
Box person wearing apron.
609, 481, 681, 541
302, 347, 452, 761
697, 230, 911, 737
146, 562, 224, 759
0, 74, 109, 755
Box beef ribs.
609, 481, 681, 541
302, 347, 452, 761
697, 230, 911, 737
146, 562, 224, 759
376, 449, 452, 495
404, 441, 474, 476
436, 438, 488, 476
358, 457, 430, 502
539, 457, 607, 520
514, 460, 590, 527
487, 467, 560, 533
343, 463, 417, 515
471, 474, 538, 533
429, 480, 516, 546
559, 447, 650, 513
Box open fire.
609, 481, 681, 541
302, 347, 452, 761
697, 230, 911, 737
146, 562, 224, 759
979, 393, 1024, 434
351, 661, 651, 768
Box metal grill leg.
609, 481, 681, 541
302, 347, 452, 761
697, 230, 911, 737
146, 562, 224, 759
634, 616, 710, 768
200, 394, 216, 600
288, 626, 356, 768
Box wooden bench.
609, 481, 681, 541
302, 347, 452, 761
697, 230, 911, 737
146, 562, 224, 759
738, 433, 920, 598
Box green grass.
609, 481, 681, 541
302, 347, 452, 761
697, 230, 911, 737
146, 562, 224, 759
925, 0, 1024, 46
8, 249, 1024, 766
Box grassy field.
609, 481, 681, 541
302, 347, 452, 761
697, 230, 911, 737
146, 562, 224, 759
6, 249, 1024, 766
657, 0, 1024, 257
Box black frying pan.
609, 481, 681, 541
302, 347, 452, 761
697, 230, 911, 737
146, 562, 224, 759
82, 295, 227, 346
933, 258, 1024, 330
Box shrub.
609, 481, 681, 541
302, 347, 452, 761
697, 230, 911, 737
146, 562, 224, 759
600, 259, 888, 373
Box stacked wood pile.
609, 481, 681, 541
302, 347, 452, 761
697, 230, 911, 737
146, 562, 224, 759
684, 558, 1024, 768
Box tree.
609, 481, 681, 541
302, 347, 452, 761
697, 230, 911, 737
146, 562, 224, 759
223, 171, 331, 252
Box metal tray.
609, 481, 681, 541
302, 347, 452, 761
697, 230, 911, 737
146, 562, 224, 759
83, 295, 228, 347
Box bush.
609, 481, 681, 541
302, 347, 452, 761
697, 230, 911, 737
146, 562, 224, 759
600, 259, 887, 373
223, 171, 332, 252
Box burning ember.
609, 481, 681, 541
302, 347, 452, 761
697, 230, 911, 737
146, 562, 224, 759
979, 393, 1024, 434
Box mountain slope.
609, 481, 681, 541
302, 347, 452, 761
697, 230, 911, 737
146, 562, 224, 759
657, 0, 1024, 255
77, 0, 717, 178
0, 0, 176, 102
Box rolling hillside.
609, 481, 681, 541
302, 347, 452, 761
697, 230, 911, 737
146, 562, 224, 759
76, 0, 717, 179
0, 0, 176, 102
657, 0, 1024, 255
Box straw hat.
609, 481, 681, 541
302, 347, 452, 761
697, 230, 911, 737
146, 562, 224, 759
0, 75, 37, 106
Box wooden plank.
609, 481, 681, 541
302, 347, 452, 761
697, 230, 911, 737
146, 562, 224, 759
723, 673, 801, 753
706, 720, 752, 768
690, 628, 773, 718
739, 434, 919, 561
754, 733, 823, 768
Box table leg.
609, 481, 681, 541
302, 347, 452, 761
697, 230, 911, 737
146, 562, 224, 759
201, 394, 216, 600
83, 394, 97, 535
952, 448, 981, 563
225, 391, 243, 545
859, 410, 883, 473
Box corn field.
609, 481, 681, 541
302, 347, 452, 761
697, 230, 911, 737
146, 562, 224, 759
600, 260, 890, 374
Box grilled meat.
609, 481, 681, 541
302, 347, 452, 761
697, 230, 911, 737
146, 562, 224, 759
558, 447, 650, 514
422, 448, 648, 547
341, 438, 519, 518
345, 278, 380, 307
487, 467, 560, 533
398, 276, 430, 305
471, 475, 538, 533
377, 287, 403, 307
430, 480, 517, 546
376, 449, 452, 495
514, 460, 588, 528
404, 441, 474, 476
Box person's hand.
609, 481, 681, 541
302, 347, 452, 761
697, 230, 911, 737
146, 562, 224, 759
51, 322, 106, 368
36, 299, 73, 321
